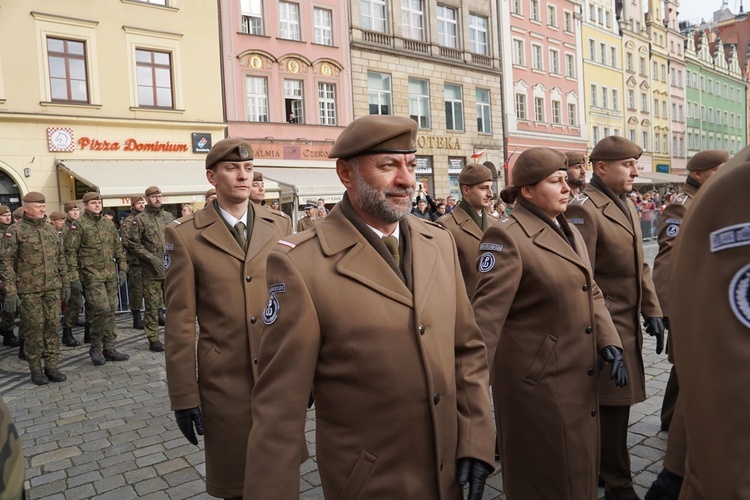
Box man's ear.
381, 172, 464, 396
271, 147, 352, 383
336, 159, 355, 190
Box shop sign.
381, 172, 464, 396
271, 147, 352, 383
251, 143, 332, 160
75, 137, 189, 152
192, 133, 212, 153
417, 136, 462, 150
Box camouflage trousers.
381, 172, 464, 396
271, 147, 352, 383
0, 285, 15, 334
143, 279, 163, 343
62, 286, 85, 329
127, 262, 143, 312
83, 280, 119, 349
0, 396, 24, 500
20, 289, 61, 371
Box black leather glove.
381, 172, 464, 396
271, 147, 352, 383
175, 407, 204, 446
457, 457, 492, 500
600, 346, 628, 388
644, 317, 665, 355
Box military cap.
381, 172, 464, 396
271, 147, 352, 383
64, 201, 78, 212
205, 138, 253, 170
0, 206, 9, 216
145, 186, 162, 196
12, 208, 24, 220
22, 191, 45, 203
458, 163, 493, 186
686, 149, 729, 171
512, 147, 568, 187
49, 211, 66, 221
130, 195, 145, 207
304, 202, 317, 210
82, 192, 101, 203
329, 115, 418, 160
204, 188, 216, 199
564, 151, 586, 166
589, 136, 643, 162
253, 171, 263, 182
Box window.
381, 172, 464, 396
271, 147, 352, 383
532, 44, 543, 70
661, 64, 666, 82
612, 89, 619, 111
368, 72, 392, 115
513, 39, 525, 66
589, 4, 596, 21
136, 49, 173, 108
516, 93, 527, 120
602, 86, 608, 109
402, 0, 424, 41
437, 5, 458, 48
629, 129, 636, 143
445, 84, 464, 130
590, 84, 598, 107
547, 5, 557, 26
627, 90, 635, 109
653, 61, 657, 78
715, 81, 720, 94
592, 125, 600, 145
672, 103, 676, 120
662, 100, 667, 118
534, 97, 544, 122
663, 134, 668, 153
678, 104, 683, 122
47, 37, 89, 103
641, 93, 647, 112
241, 0, 264, 35
605, 10, 611, 27
626, 52, 633, 71
610, 47, 617, 68
640, 57, 646, 75
476, 88, 492, 133
362, 0, 387, 32
512, 0, 522, 15
551, 100, 561, 124
654, 132, 660, 153
568, 103, 577, 126
314, 8, 333, 45
654, 99, 659, 117
284, 79, 304, 124
673, 136, 677, 156
409, 78, 431, 128
642, 131, 648, 150
246, 76, 268, 122
530, 0, 540, 20
600, 43, 606, 65
565, 54, 575, 77
564, 11, 572, 31
318, 83, 336, 125
589, 39, 596, 60
469, 15, 488, 55
549, 49, 560, 74
598, 7, 604, 24
279, 2, 300, 40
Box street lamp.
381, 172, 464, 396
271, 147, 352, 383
738, 0, 748, 21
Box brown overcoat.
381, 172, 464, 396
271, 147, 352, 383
436, 205, 484, 298
669, 148, 750, 500
244, 203, 495, 499
295, 214, 316, 233
566, 185, 662, 405
163, 203, 291, 498
472, 203, 621, 500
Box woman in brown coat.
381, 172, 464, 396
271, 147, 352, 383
472, 147, 625, 500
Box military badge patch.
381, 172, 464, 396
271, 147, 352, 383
263, 284, 286, 325
165, 243, 174, 251
568, 218, 584, 225
479, 243, 503, 252
478, 252, 496, 273
710, 223, 750, 253
729, 263, 750, 329
163, 252, 171, 270
666, 224, 680, 238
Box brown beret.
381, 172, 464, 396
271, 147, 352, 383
458, 163, 493, 185
204, 188, 216, 199
82, 192, 101, 203
564, 151, 586, 166
329, 115, 417, 160
130, 195, 145, 207
253, 171, 263, 182
686, 149, 729, 171
512, 148, 568, 187
206, 138, 253, 170
49, 212, 66, 221
13, 208, 24, 220
145, 186, 161, 196
64, 201, 78, 212
589, 136, 643, 162
0, 206, 9, 216
22, 191, 45, 203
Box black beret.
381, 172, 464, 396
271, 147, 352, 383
458, 163, 493, 185
589, 136, 643, 162
22, 191, 45, 203
512, 148, 568, 187
564, 151, 586, 166
329, 115, 417, 160
206, 138, 253, 170
82, 192, 101, 203
145, 186, 161, 196
686, 149, 729, 171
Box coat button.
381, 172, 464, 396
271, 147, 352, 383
585, 326, 593, 334
591, 409, 597, 417
246, 275, 252, 282
418, 324, 426, 335
440, 461, 444, 471
251, 317, 257, 324
582, 284, 589, 291
254, 357, 258, 365
433, 393, 440, 405
588, 368, 594, 376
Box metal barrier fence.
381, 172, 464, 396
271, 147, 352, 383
640, 210, 660, 241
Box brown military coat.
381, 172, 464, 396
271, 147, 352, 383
163, 203, 291, 498
436, 205, 484, 298
472, 203, 621, 500
295, 214, 316, 233
566, 185, 662, 405
669, 149, 750, 500
244, 203, 495, 499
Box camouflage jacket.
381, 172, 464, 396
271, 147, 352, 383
126, 205, 174, 280
0, 215, 68, 295
64, 210, 127, 285
0, 396, 24, 500
120, 210, 143, 266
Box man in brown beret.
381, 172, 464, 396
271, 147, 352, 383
564, 151, 588, 197
0, 192, 70, 385
12, 208, 23, 224
49, 212, 66, 232
645, 149, 727, 500
0, 205, 20, 348
249, 170, 265, 205
204, 188, 217, 204
120, 195, 147, 330
164, 136, 292, 499
125, 186, 174, 352
244, 115, 495, 499
60, 201, 86, 345
566, 136, 664, 500
436, 163, 494, 298
64, 192, 128, 366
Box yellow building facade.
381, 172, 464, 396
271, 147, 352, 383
646, 0, 671, 172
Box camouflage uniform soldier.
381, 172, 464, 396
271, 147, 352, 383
0, 395, 24, 500
126, 186, 173, 352
120, 195, 146, 329
60, 201, 87, 345
0, 192, 70, 385
0, 205, 20, 348
65, 192, 129, 366
10, 207, 25, 360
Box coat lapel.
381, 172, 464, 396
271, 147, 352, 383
515, 205, 588, 271
195, 205, 246, 261
247, 209, 279, 262
407, 219, 439, 315
589, 188, 635, 236
453, 206, 484, 241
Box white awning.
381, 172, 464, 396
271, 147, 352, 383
256, 164, 344, 205
585, 170, 685, 185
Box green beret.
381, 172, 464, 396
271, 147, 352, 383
145, 186, 161, 196
564, 151, 586, 166
22, 191, 45, 203
0, 206, 10, 216
458, 163, 493, 185
686, 149, 729, 171
512, 148, 568, 187
130, 195, 145, 207
206, 138, 253, 170
49, 212, 66, 221
589, 136, 643, 162
253, 171, 263, 182
82, 192, 101, 203
64, 201, 78, 212
329, 115, 417, 160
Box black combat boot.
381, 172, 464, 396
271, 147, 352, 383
2, 329, 20, 347
158, 308, 166, 326
89, 347, 106, 366
103, 348, 129, 361
645, 468, 683, 500
83, 323, 91, 344
17, 339, 25, 360
132, 310, 144, 330
44, 368, 67, 383
149, 339, 165, 352
61, 327, 81, 347
30, 369, 48, 385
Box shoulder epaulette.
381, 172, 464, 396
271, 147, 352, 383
569, 193, 590, 205
673, 192, 690, 205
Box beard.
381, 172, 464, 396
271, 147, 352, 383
352, 172, 414, 223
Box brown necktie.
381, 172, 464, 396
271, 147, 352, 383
382, 235, 400, 268
235, 221, 247, 250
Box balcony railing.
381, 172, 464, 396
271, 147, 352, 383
361, 30, 394, 47
471, 53, 493, 67
402, 38, 430, 54
439, 46, 462, 60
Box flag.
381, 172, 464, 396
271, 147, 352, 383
470, 148, 486, 159
503, 147, 519, 170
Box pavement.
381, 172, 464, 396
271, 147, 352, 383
1, 242, 666, 500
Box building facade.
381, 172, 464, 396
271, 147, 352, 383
646, 0, 671, 173
665, 0, 687, 172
